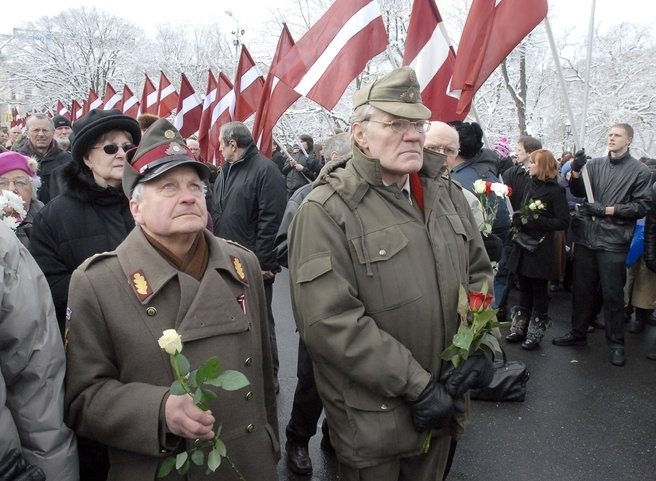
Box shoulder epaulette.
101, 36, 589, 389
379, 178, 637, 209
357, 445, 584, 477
224, 238, 250, 252
79, 251, 116, 271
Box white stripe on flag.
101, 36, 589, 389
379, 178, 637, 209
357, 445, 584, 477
294, 1, 381, 96
203, 89, 217, 109
89, 98, 102, 110
180, 95, 201, 115
409, 23, 450, 89
160, 85, 175, 99
240, 66, 261, 93
147, 91, 158, 107
211, 91, 236, 126
123, 96, 138, 111
104, 93, 122, 110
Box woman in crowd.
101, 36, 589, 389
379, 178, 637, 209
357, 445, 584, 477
29, 109, 141, 481
0, 151, 43, 247
506, 149, 570, 349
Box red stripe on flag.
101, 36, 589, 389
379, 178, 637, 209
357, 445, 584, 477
233, 46, 265, 122
141, 74, 158, 115
157, 71, 179, 118
122, 84, 140, 118
198, 70, 218, 163
174, 73, 202, 138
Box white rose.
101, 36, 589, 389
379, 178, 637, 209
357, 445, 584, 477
158, 329, 183, 355
534, 200, 543, 207
490, 182, 508, 197
473, 179, 487, 194
529, 202, 536, 210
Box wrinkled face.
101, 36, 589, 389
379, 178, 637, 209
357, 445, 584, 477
83, 131, 133, 188
425, 122, 460, 170
27, 118, 54, 151
54, 125, 72, 140
218, 130, 237, 162
353, 111, 425, 186
516, 143, 529, 166
607, 126, 631, 157
0, 131, 8, 143
187, 139, 201, 160
9, 128, 22, 141
130, 165, 208, 243
0, 168, 33, 209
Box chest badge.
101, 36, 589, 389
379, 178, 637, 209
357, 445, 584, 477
231, 256, 247, 283
131, 269, 153, 302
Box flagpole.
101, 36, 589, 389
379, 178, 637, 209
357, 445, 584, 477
280, 114, 310, 157
543, 17, 579, 144
579, 0, 596, 149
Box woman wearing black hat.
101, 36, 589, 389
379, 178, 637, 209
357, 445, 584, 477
28, 108, 141, 480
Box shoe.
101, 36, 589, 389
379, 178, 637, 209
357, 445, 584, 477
521, 338, 540, 350
587, 325, 595, 333
286, 441, 312, 476
590, 317, 605, 330
506, 307, 529, 343
627, 319, 645, 334
552, 332, 587, 346
610, 348, 625, 367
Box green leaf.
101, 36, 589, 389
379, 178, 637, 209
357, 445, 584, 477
479, 332, 502, 354
176, 354, 190, 377
207, 370, 250, 391
457, 285, 469, 321
198, 357, 221, 381
452, 329, 474, 351
440, 344, 463, 361
175, 452, 188, 471
201, 388, 217, 403
193, 388, 203, 406
157, 456, 176, 478
170, 380, 187, 395
214, 438, 227, 457
177, 459, 190, 475
196, 400, 209, 411
207, 449, 222, 472
187, 370, 198, 388
191, 449, 204, 466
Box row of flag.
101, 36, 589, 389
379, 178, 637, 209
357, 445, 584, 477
11, 0, 548, 165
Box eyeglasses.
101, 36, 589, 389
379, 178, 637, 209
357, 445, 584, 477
0, 176, 31, 189
367, 118, 431, 134
91, 143, 135, 155
426, 145, 459, 157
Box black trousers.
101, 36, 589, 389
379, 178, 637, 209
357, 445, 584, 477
263, 278, 279, 377
517, 276, 549, 316
285, 338, 324, 446
571, 245, 626, 347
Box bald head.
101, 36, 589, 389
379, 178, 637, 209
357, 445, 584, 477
425, 121, 460, 170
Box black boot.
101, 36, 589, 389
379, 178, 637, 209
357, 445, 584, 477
647, 339, 656, 361
286, 441, 312, 476
506, 307, 529, 343
522, 313, 552, 350
628, 308, 649, 334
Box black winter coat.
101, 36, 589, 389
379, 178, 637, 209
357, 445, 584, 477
508, 177, 570, 280
211, 143, 286, 272
29, 161, 134, 332
569, 151, 652, 252
282, 151, 321, 196
18, 140, 72, 203
644, 182, 656, 273
503, 163, 531, 211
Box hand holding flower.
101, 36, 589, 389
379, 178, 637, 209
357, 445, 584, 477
165, 394, 215, 440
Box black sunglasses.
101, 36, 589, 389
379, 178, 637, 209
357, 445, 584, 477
92, 143, 135, 155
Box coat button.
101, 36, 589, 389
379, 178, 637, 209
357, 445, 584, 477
245, 424, 255, 433
378, 249, 387, 256
146, 306, 157, 316
244, 357, 252, 366
380, 403, 388, 410
244, 391, 253, 401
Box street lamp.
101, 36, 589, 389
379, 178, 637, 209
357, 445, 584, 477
224, 10, 244, 57
564, 120, 572, 152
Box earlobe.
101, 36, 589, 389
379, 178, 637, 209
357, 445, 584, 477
129, 200, 143, 225
353, 124, 368, 150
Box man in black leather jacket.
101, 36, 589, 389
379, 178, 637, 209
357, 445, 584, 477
553, 123, 652, 366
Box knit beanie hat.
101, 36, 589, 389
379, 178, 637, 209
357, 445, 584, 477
493, 135, 511, 159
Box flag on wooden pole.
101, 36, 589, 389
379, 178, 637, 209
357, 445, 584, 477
173, 73, 202, 138
232, 46, 265, 121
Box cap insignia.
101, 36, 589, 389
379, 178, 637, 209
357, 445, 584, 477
131, 269, 153, 302
400, 87, 419, 103
165, 142, 184, 155
164, 129, 176, 139
231, 256, 247, 283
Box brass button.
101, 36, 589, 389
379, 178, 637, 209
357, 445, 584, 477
378, 249, 387, 256
244, 357, 252, 366
380, 403, 388, 410
244, 391, 253, 401
245, 424, 255, 433
146, 306, 157, 316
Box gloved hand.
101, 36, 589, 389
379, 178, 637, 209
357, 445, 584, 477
442, 354, 495, 398
408, 377, 455, 432
570, 149, 589, 172
580, 201, 606, 217
512, 212, 523, 228
0, 450, 46, 481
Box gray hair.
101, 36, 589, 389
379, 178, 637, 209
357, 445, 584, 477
349, 104, 378, 149
26, 113, 54, 131
131, 182, 144, 203
323, 132, 351, 159
220, 121, 253, 148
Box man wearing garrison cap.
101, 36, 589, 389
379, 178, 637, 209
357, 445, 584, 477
64, 118, 279, 480
287, 67, 493, 480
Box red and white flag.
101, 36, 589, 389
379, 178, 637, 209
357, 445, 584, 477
141, 74, 159, 115
198, 70, 218, 162
55, 100, 71, 120
252, 24, 300, 158
83, 89, 102, 115
157, 71, 179, 118
173, 73, 202, 138
209, 72, 235, 166
450, 0, 548, 114
71, 100, 84, 121
403, 0, 464, 121
102, 82, 123, 111
272, 0, 388, 110
232, 46, 265, 121
122, 84, 140, 118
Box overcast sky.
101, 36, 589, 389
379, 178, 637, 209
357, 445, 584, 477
5, 0, 656, 45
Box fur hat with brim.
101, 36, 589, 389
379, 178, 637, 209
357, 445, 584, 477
122, 118, 210, 198
352, 67, 431, 120
71, 108, 141, 164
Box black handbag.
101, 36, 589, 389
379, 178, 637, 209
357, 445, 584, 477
512, 231, 545, 253
469, 350, 530, 402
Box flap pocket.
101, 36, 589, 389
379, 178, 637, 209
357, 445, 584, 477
343, 384, 403, 412
351, 225, 408, 264
445, 213, 470, 241
296, 252, 332, 283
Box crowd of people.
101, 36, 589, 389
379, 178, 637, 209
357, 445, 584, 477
1, 65, 654, 481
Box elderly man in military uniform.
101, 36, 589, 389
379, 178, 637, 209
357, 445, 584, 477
287, 67, 494, 481
64, 119, 279, 480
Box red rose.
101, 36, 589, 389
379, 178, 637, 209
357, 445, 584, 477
469, 291, 494, 311
507, 186, 513, 197
485, 181, 492, 195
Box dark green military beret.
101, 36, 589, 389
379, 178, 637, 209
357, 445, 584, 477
352, 67, 431, 120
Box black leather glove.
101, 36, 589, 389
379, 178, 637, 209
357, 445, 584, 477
0, 450, 46, 481
409, 377, 455, 432
442, 354, 495, 399
580, 201, 606, 217
570, 149, 589, 172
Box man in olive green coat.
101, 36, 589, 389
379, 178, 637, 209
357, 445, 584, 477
64, 119, 279, 481
288, 67, 494, 481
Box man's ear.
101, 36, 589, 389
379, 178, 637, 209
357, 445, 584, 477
130, 199, 143, 226
352, 123, 368, 151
